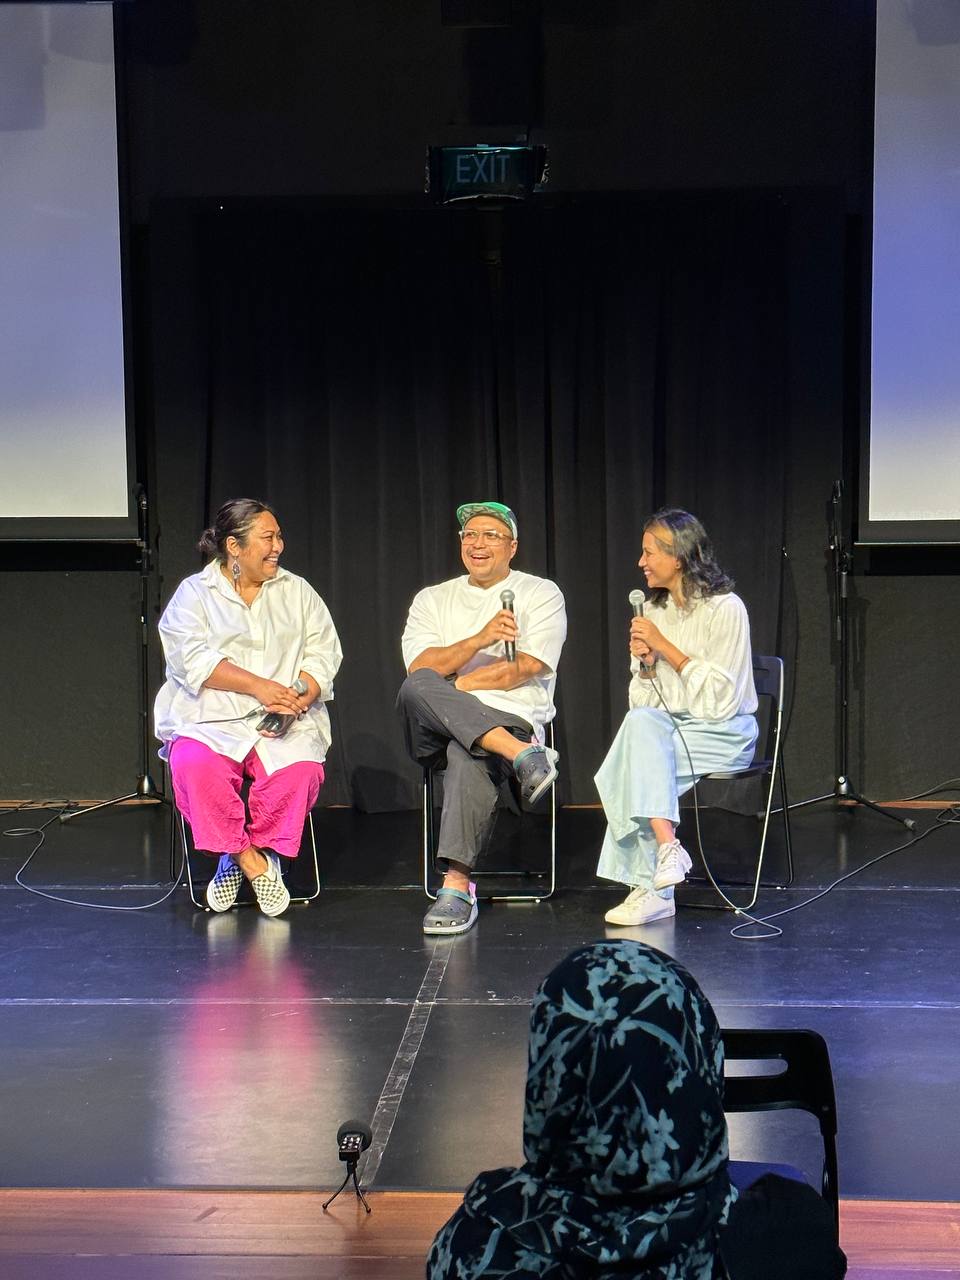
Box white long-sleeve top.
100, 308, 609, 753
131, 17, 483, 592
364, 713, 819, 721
628, 592, 757, 722
154, 560, 343, 774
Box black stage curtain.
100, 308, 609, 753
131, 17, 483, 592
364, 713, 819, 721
151, 196, 787, 809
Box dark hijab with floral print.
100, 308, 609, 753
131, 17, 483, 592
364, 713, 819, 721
428, 941, 733, 1279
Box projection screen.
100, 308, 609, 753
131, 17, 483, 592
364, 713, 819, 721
0, 3, 135, 541
860, 0, 960, 544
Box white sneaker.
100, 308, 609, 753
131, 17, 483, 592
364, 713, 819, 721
604, 887, 675, 926
653, 840, 692, 890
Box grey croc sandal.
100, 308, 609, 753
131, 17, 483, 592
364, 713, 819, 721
513, 745, 559, 806
422, 886, 478, 937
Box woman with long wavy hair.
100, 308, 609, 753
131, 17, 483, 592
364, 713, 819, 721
595, 509, 758, 927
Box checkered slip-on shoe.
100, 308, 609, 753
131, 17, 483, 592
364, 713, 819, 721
205, 854, 244, 913
250, 852, 291, 918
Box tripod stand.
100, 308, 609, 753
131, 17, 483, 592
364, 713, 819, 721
322, 1158, 371, 1214
790, 480, 913, 831
61, 486, 167, 825
322, 1123, 372, 1214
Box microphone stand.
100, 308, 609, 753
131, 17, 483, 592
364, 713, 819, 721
788, 481, 912, 831
322, 1157, 372, 1214
61, 486, 168, 824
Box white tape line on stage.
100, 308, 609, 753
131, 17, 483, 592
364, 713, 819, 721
361, 940, 453, 1188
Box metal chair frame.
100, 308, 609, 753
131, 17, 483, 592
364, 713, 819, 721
422, 722, 557, 903
171, 804, 321, 911
685, 654, 794, 910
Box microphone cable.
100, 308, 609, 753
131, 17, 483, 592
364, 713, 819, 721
642, 674, 958, 941
641, 669, 779, 931
627, 590, 763, 920
727, 810, 952, 941
193, 709, 262, 725
191, 677, 312, 726
2, 801, 186, 913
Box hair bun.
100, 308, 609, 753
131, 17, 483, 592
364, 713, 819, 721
196, 527, 218, 557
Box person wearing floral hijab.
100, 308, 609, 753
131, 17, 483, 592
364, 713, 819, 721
427, 940, 734, 1280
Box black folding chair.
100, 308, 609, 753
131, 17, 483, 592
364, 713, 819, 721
422, 722, 557, 903
721, 1027, 840, 1239
681, 654, 794, 910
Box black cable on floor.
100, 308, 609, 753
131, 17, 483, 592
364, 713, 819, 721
640, 686, 960, 942
2, 803, 185, 913
891, 777, 960, 802
729, 803, 959, 940
646, 673, 779, 927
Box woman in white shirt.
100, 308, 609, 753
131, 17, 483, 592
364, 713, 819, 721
155, 499, 342, 917
595, 509, 758, 927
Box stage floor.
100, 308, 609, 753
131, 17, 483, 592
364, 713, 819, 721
0, 799, 957, 1201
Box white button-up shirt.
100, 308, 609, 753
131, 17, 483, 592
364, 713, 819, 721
154, 560, 343, 774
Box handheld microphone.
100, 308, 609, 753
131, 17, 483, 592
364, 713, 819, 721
629, 589, 655, 672
629, 588, 646, 618
500, 588, 516, 662
257, 677, 309, 737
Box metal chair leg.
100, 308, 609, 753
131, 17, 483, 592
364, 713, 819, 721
777, 752, 794, 886
297, 811, 321, 903
422, 766, 556, 903
178, 811, 206, 909
423, 769, 438, 901
176, 807, 321, 910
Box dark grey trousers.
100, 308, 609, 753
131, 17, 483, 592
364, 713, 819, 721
396, 669, 534, 872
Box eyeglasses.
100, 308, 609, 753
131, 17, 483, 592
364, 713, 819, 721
458, 528, 514, 545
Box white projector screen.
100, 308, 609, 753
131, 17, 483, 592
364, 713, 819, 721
0, 3, 134, 541
861, 0, 960, 544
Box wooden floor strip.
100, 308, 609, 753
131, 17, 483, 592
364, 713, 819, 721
0, 1191, 956, 1277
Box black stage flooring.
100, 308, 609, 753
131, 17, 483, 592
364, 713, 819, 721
0, 800, 957, 1201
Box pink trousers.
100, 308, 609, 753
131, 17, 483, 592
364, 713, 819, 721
169, 737, 324, 859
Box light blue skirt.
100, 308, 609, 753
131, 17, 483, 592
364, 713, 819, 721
595, 707, 758, 889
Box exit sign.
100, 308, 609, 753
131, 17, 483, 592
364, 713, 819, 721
427, 145, 548, 204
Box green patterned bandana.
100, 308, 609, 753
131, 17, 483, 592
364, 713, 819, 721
456, 501, 518, 539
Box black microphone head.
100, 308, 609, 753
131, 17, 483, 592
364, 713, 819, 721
629, 589, 646, 615
500, 588, 515, 608
336, 1120, 372, 1150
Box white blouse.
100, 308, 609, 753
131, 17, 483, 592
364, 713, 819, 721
154, 561, 343, 774
628, 592, 757, 722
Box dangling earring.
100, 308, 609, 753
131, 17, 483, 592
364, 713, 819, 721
231, 557, 241, 590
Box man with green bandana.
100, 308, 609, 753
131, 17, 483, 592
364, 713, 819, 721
398, 501, 566, 937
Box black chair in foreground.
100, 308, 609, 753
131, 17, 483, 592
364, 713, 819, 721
721, 1027, 840, 1240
